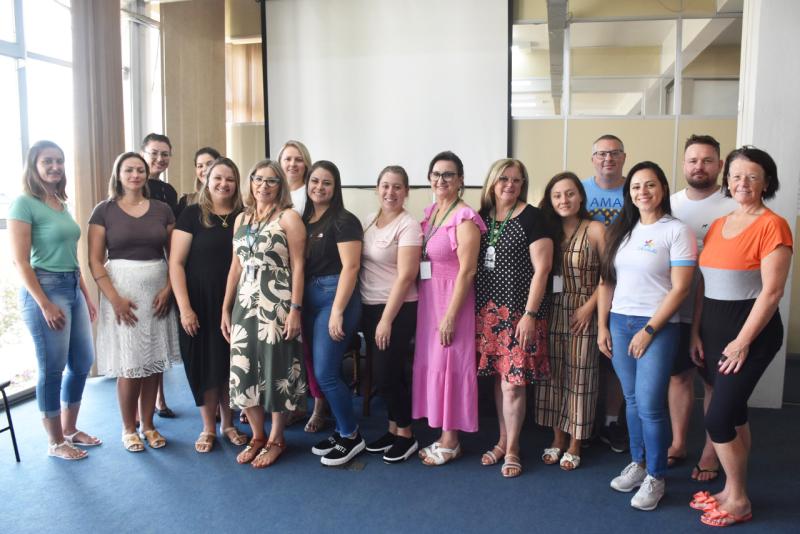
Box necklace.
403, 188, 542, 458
215, 212, 230, 228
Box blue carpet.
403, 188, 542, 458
1, 368, 799, 533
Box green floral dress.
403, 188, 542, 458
229, 212, 306, 412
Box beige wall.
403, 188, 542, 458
161, 0, 227, 196
683, 44, 742, 77
572, 47, 662, 77
226, 0, 261, 40
514, 0, 717, 20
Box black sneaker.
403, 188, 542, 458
311, 432, 341, 456
599, 422, 629, 453
366, 432, 396, 454
383, 436, 419, 464
320, 432, 366, 466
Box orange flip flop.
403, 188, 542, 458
689, 490, 718, 511
700, 508, 753, 527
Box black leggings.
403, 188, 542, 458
361, 301, 417, 428
701, 298, 782, 444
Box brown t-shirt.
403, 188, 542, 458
89, 199, 175, 260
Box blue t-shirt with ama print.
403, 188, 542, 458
582, 176, 624, 226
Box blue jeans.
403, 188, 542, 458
303, 274, 362, 436
20, 270, 95, 417
609, 313, 678, 478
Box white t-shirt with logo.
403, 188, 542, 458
671, 188, 736, 322
611, 216, 697, 322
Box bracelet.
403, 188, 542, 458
290, 302, 302, 311
524, 309, 538, 318
93, 274, 108, 282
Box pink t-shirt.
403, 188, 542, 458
359, 210, 423, 305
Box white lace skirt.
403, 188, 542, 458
96, 259, 180, 378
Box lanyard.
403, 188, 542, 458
488, 203, 516, 247
422, 200, 459, 258
246, 208, 276, 258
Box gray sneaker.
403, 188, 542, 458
630, 475, 665, 511
610, 462, 647, 492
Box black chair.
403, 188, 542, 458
0, 381, 20, 462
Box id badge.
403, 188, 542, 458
245, 263, 258, 283
484, 245, 496, 271
552, 274, 564, 293
420, 260, 432, 280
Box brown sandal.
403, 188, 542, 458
236, 438, 266, 464
251, 441, 286, 469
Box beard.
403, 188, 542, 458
686, 174, 717, 190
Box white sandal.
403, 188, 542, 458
560, 451, 581, 470
541, 447, 562, 465
418, 441, 441, 460
48, 441, 88, 461
422, 443, 461, 466
64, 430, 102, 447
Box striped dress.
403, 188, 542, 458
535, 221, 600, 440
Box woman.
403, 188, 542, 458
88, 152, 180, 452
221, 160, 306, 468
360, 166, 422, 463
170, 157, 248, 453
536, 172, 605, 471
9, 140, 101, 460
688, 147, 792, 527
597, 161, 696, 511
413, 151, 486, 466
176, 147, 221, 216
303, 160, 364, 466
475, 158, 552, 478
278, 139, 326, 432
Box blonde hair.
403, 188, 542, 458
22, 140, 68, 202
196, 157, 243, 227
479, 158, 529, 214
277, 140, 312, 184
242, 160, 293, 217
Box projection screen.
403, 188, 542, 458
265, 0, 509, 186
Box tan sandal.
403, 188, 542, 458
237, 438, 266, 464
142, 429, 167, 449
481, 444, 506, 466
251, 441, 286, 469
195, 432, 216, 453
122, 433, 145, 453
222, 426, 248, 446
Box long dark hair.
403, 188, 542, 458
539, 171, 591, 273
302, 160, 346, 226
601, 161, 672, 284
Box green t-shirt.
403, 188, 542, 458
8, 195, 81, 272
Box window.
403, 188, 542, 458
0, 0, 74, 398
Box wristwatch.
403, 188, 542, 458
290, 302, 303, 311
644, 324, 656, 336
524, 309, 538, 319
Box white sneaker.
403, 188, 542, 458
630, 475, 665, 511
610, 462, 647, 492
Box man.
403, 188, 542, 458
667, 134, 736, 480
141, 133, 179, 217
583, 134, 626, 226
140, 133, 178, 418
583, 134, 628, 453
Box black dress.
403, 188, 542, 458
175, 203, 240, 405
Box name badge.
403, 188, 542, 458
483, 245, 496, 271
552, 275, 564, 293
245, 264, 258, 283
419, 260, 432, 280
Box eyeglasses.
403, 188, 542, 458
593, 150, 624, 159
497, 175, 524, 186
429, 171, 458, 183
146, 151, 171, 159
250, 175, 281, 187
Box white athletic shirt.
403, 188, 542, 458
671, 188, 736, 322
611, 216, 697, 322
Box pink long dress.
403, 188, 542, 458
412, 205, 487, 432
